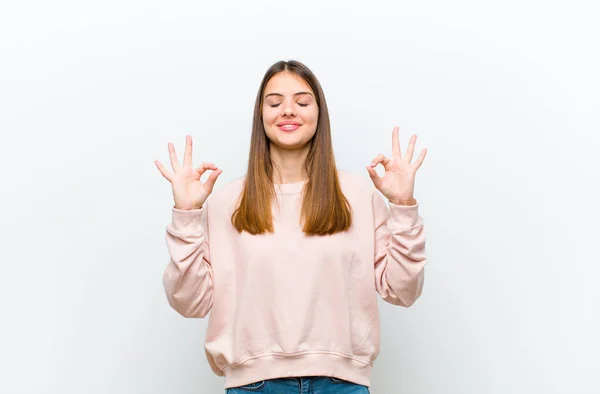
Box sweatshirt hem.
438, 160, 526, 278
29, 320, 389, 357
222, 351, 373, 389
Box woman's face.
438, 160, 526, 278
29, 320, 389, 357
262, 72, 319, 151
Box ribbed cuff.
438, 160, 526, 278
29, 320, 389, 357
170, 206, 205, 233
388, 201, 422, 230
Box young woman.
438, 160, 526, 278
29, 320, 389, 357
155, 60, 428, 393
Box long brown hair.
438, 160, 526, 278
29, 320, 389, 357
231, 60, 352, 236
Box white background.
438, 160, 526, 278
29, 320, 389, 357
1, 1, 598, 393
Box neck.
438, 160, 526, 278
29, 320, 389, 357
270, 143, 310, 184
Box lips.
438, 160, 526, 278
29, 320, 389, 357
278, 124, 300, 132
277, 122, 301, 132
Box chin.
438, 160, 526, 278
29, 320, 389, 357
276, 142, 304, 150
273, 138, 310, 150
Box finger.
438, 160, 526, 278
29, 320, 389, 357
196, 162, 218, 176
168, 142, 180, 171
405, 134, 417, 163
392, 126, 401, 157
155, 160, 173, 182
196, 162, 216, 169
204, 168, 223, 192
183, 135, 193, 167
413, 148, 427, 170
370, 154, 391, 168
366, 165, 381, 187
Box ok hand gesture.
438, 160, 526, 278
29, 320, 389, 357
155, 135, 223, 210
366, 127, 427, 206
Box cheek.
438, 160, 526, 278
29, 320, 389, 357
262, 109, 278, 125
304, 108, 319, 124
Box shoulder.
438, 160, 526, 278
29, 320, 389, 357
336, 169, 384, 214
204, 174, 246, 212
213, 174, 245, 197
337, 168, 390, 210
337, 169, 376, 197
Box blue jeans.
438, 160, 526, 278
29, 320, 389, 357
226, 376, 370, 393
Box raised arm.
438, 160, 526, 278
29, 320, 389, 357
372, 191, 427, 306
366, 126, 428, 306
163, 204, 214, 318
154, 135, 223, 317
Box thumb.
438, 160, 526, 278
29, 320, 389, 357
366, 165, 381, 188
204, 168, 223, 192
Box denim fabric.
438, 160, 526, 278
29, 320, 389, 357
226, 376, 370, 394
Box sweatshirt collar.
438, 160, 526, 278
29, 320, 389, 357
275, 179, 307, 195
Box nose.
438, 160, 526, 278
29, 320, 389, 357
282, 101, 295, 116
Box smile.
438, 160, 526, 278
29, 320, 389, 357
278, 124, 300, 132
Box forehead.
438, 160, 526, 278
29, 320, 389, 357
264, 72, 313, 96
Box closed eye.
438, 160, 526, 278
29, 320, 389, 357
270, 103, 309, 108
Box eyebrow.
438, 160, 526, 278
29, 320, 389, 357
264, 91, 313, 99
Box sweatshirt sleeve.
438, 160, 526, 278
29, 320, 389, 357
162, 202, 214, 318
372, 190, 427, 307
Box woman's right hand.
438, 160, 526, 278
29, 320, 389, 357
155, 135, 223, 210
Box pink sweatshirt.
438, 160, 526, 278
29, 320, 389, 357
162, 170, 427, 389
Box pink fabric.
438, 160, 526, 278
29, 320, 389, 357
162, 170, 427, 389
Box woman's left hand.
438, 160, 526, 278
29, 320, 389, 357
366, 126, 428, 205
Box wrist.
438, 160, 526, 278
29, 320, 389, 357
390, 198, 417, 206
174, 204, 203, 210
